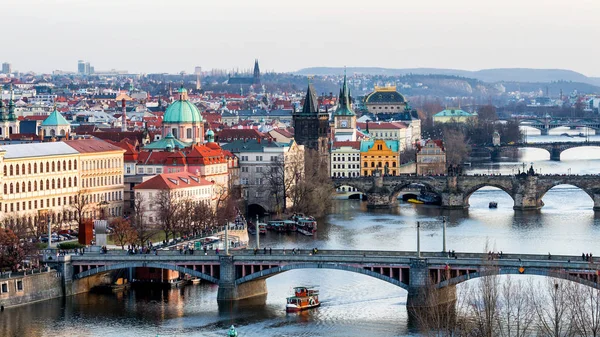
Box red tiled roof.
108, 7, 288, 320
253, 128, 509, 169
332, 141, 361, 150
64, 139, 125, 153
134, 172, 212, 190
357, 122, 407, 130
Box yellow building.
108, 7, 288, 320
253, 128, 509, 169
432, 108, 477, 124
0, 139, 125, 227
360, 139, 400, 176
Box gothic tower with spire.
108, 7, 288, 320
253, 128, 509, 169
333, 71, 357, 141
292, 82, 330, 156
252, 59, 261, 85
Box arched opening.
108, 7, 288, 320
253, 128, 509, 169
390, 182, 441, 205
560, 146, 600, 161
540, 184, 594, 211
463, 185, 514, 209
247, 203, 268, 219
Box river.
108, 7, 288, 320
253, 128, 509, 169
3, 127, 600, 337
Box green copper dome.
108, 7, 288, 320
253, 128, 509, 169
163, 87, 203, 124
42, 109, 70, 126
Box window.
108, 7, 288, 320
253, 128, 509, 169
270, 156, 278, 161
256, 156, 263, 161
241, 156, 248, 161
186, 128, 192, 139
126, 166, 131, 174
1, 282, 7, 293
256, 166, 263, 173
241, 167, 248, 173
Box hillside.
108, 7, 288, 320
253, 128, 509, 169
296, 67, 600, 86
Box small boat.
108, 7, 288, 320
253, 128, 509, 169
227, 325, 238, 337
489, 201, 498, 208
407, 198, 423, 204
286, 286, 320, 312
296, 218, 317, 236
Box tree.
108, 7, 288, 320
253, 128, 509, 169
260, 152, 303, 214
443, 130, 471, 166
156, 190, 180, 242
0, 229, 25, 272
290, 149, 334, 217
110, 218, 136, 250
131, 192, 154, 246
70, 189, 91, 230
477, 105, 498, 122
568, 282, 600, 337
192, 201, 216, 234
533, 279, 575, 337
176, 198, 196, 237
495, 276, 535, 337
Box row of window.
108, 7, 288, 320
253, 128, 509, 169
364, 162, 397, 168
364, 170, 397, 176
82, 158, 123, 171
1, 191, 122, 213
333, 172, 360, 177
332, 164, 360, 169
0, 280, 23, 294
3, 160, 77, 177
82, 176, 122, 188
3, 177, 78, 194
240, 178, 265, 185
332, 156, 359, 161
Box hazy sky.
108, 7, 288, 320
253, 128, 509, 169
2, 0, 599, 76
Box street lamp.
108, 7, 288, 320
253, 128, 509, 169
442, 217, 447, 253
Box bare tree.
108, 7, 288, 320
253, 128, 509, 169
155, 190, 179, 241
192, 201, 215, 234
131, 192, 154, 246
70, 189, 91, 230
110, 218, 136, 250
568, 282, 600, 337
533, 279, 575, 337
260, 152, 302, 214
176, 198, 196, 237
290, 149, 334, 217
495, 276, 535, 337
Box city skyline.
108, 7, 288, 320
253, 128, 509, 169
2, 0, 600, 76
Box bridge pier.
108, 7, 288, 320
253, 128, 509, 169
540, 129, 549, 136
367, 171, 394, 209
550, 147, 561, 161
593, 194, 600, 212
513, 175, 544, 210
217, 256, 267, 301
441, 192, 468, 209
407, 259, 457, 309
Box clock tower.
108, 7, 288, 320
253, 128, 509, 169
333, 72, 357, 141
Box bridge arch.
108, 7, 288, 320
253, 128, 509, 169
73, 262, 219, 283
389, 181, 442, 201
559, 146, 600, 160
437, 268, 600, 290
538, 183, 595, 206
332, 181, 368, 194
235, 262, 408, 290
248, 203, 269, 217
462, 183, 515, 206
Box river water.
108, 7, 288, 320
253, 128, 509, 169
3, 127, 600, 337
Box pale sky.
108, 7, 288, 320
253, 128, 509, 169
2, 0, 599, 76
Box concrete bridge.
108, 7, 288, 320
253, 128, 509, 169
47, 249, 600, 308
489, 141, 600, 161
332, 172, 600, 210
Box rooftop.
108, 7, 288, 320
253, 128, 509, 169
1, 142, 79, 159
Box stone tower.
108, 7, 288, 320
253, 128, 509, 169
293, 83, 330, 156
253, 59, 261, 85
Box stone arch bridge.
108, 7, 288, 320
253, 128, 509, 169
332, 173, 600, 210
47, 250, 600, 308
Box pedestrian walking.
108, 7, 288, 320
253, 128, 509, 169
263, 247, 267, 255
269, 247, 272, 255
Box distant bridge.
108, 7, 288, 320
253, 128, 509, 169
489, 141, 600, 161
515, 116, 600, 135
332, 172, 600, 209
47, 249, 600, 308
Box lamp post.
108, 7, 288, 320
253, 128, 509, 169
255, 214, 260, 250
442, 217, 447, 253
417, 221, 421, 258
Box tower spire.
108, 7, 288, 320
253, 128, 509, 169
7, 84, 16, 121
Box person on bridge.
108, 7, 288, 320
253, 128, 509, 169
264, 247, 267, 255
269, 248, 272, 255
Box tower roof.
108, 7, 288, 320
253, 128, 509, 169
334, 72, 355, 116
301, 83, 319, 114
41, 108, 70, 126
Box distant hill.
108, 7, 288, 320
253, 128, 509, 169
296, 67, 600, 86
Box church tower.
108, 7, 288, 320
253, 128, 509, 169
0, 87, 19, 137
253, 59, 261, 85
292, 82, 330, 155
333, 71, 357, 141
